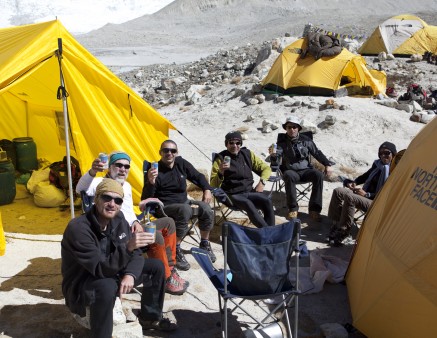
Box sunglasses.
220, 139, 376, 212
286, 125, 299, 129
113, 163, 130, 169
379, 150, 392, 156
228, 141, 241, 146
100, 194, 123, 205
161, 148, 178, 154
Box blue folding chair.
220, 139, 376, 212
191, 219, 302, 338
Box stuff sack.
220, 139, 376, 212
34, 181, 67, 207
27, 167, 51, 194
49, 156, 82, 196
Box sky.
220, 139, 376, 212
0, 0, 175, 34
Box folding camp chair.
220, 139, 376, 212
191, 219, 301, 338
141, 160, 201, 244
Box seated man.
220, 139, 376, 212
269, 116, 333, 221
211, 131, 275, 228
76, 151, 188, 295
142, 140, 216, 267
327, 142, 397, 246
62, 178, 177, 337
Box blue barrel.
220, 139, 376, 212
13, 137, 38, 173
0, 159, 16, 205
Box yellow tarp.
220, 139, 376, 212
261, 38, 386, 97
0, 20, 176, 205
346, 118, 437, 337
359, 14, 437, 55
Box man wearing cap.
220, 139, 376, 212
62, 178, 177, 337
327, 141, 397, 246
269, 116, 334, 221
211, 131, 276, 228
142, 140, 216, 268
76, 151, 188, 295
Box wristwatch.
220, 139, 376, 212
260, 179, 266, 185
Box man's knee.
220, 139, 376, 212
283, 170, 299, 183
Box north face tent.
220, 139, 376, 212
346, 117, 437, 337
261, 38, 386, 97
0, 20, 175, 216
358, 14, 437, 56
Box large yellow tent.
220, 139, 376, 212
346, 117, 437, 337
261, 38, 386, 97
359, 14, 437, 56
0, 20, 175, 214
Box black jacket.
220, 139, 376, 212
61, 207, 143, 316
217, 148, 254, 195
141, 156, 211, 205
277, 132, 332, 172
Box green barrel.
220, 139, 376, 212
13, 137, 38, 173
0, 159, 16, 205
0, 139, 16, 168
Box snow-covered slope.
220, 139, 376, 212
0, 0, 175, 33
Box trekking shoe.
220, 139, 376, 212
199, 240, 217, 263
309, 211, 321, 222
139, 317, 178, 332
165, 273, 187, 295
287, 211, 298, 220
170, 268, 189, 288
176, 248, 191, 271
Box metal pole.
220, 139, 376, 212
57, 38, 75, 219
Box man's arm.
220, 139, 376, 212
210, 157, 224, 188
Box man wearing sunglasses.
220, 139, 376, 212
76, 151, 188, 296
269, 116, 334, 222
211, 131, 276, 228
327, 141, 397, 246
62, 178, 177, 336
142, 140, 216, 267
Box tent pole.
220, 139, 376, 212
56, 38, 75, 219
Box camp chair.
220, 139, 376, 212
141, 160, 201, 244
191, 219, 301, 338
80, 191, 94, 214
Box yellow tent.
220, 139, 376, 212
261, 38, 386, 97
0, 20, 175, 215
346, 117, 437, 337
359, 14, 437, 56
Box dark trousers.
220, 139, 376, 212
82, 258, 165, 338
282, 168, 324, 213
164, 200, 213, 238
229, 192, 275, 228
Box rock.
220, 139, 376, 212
245, 98, 259, 105
262, 119, 273, 127
378, 51, 387, 61
410, 113, 421, 122
320, 323, 349, 338
264, 93, 279, 101
262, 125, 272, 133
301, 120, 317, 134
397, 103, 414, 113
254, 94, 265, 103
244, 115, 255, 122
275, 96, 292, 103
112, 322, 143, 338
412, 101, 423, 112
325, 115, 336, 125
420, 113, 435, 124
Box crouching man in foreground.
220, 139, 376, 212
61, 178, 177, 338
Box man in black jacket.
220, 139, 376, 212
327, 141, 397, 246
269, 116, 334, 221
142, 140, 216, 268
62, 178, 177, 337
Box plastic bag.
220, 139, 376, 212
27, 168, 51, 194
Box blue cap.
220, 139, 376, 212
109, 151, 131, 166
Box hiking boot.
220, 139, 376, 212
139, 317, 178, 332
170, 268, 189, 288
199, 240, 217, 263
287, 211, 298, 220
176, 248, 190, 271
165, 272, 187, 295
309, 211, 321, 222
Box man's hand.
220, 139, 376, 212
119, 274, 135, 298
147, 167, 158, 185
353, 187, 366, 197
255, 181, 265, 193
219, 160, 230, 175
203, 189, 212, 204
127, 232, 155, 252
324, 165, 333, 177
89, 158, 105, 177
132, 221, 144, 233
